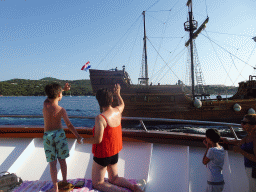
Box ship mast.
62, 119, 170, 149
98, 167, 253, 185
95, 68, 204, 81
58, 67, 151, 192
184, 0, 209, 99
139, 11, 149, 86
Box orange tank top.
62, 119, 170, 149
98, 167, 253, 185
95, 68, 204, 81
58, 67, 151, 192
92, 114, 123, 158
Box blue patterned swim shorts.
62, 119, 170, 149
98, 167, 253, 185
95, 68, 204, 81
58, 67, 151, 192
43, 129, 70, 162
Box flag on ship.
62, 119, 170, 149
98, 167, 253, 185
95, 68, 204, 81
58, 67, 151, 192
81, 61, 91, 71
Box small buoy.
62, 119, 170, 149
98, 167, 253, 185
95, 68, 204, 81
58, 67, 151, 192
194, 98, 202, 108
233, 103, 241, 112
248, 108, 256, 115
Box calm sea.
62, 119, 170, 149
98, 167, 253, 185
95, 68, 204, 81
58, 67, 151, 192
0, 96, 99, 127
0, 95, 244, 138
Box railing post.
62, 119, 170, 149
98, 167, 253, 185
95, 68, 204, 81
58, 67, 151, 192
140, 120, 148, 132
229, 126, 239, 140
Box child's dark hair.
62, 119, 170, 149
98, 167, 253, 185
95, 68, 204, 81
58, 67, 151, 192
96, 88, 113, 110
45, 83, 62, 99
206, 128, 221, 143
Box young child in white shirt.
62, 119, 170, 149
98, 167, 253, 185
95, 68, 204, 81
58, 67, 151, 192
202, 128, 225, 192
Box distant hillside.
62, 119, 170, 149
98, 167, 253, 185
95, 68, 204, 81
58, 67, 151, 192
0, 78, 93, 96
40, 77, 60, 81
0, 78, 238, 96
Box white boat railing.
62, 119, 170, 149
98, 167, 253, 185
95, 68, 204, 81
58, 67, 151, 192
0, 115, 241, 139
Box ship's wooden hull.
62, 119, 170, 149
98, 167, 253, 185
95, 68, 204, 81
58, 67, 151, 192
89, 69, 256, 123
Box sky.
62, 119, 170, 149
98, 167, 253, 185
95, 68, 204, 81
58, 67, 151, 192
1, 0, 256, 86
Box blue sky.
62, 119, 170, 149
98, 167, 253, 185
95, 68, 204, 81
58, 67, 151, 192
1, 0, 256, 86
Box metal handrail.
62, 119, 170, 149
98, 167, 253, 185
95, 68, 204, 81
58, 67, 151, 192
0, 115, 241, 139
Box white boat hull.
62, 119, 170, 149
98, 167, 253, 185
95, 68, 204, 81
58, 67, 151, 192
0, 137, 249, 192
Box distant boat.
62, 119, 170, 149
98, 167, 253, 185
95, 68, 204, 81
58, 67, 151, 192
89, 0, 256, 124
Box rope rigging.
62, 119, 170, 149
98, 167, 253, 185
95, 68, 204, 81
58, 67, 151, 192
147, 37, 185, 83
205, 0, 209, 17
233, 43, 256, 84
203, 31, 235, 86
95, 0, 255, 88
202, 32, 256, 69
154, 44, 187, 84
95, 15, 142, 69
149, 36, 186, 84
224, 53, 245, 85
142, 3, 188, 84
157, 48, 187, 84
147, 9, 175, 83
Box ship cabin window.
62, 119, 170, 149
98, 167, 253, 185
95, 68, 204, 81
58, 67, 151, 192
136, 95, 162, 102
148, 96, 161, 102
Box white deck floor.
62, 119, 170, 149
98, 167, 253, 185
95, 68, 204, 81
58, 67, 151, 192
0, 138, 250, 192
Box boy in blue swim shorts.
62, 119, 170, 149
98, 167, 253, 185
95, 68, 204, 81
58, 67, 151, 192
43, 129, 70, 162
43, 83, 83, 192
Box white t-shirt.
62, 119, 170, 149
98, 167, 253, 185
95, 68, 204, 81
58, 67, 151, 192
206, 146, 225, 182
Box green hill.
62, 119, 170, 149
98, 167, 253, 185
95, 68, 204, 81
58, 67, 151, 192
0, 78, 93, 96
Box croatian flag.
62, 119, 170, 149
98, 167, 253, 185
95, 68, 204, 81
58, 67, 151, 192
81, 61, 91, 71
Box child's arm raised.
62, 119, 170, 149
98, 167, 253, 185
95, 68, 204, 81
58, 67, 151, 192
63, 83, 71, 92
202, 139, 211, 165
62, 108, 83, 144
113, 84, 125, 113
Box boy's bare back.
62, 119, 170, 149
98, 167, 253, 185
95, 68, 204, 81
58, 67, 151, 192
43, 98, 64, 132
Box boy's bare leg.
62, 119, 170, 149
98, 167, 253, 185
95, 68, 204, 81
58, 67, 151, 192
58, 158, 67, 182
92, 161, 127, 192
49, 160, 58, 192
107, 163, 143, 192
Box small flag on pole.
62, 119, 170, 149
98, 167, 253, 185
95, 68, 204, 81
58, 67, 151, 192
81, 61, 91, 71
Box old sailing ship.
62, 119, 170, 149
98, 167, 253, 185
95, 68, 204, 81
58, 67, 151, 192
89, 0, 256, 123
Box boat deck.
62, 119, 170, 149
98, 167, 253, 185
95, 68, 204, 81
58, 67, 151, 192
0, 135, 249, 192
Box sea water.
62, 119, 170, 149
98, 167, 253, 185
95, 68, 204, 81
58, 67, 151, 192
0, 96, 99, 127
0, 96, 244, 138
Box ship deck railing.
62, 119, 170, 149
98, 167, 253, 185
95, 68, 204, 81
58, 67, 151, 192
0, 115, 241, 140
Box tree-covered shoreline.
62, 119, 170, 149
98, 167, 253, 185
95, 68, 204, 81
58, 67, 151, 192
0, 77, 238, 96
0, 77, 93, 96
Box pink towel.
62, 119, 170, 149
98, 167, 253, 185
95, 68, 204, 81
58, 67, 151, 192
12, 178, 137, 192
